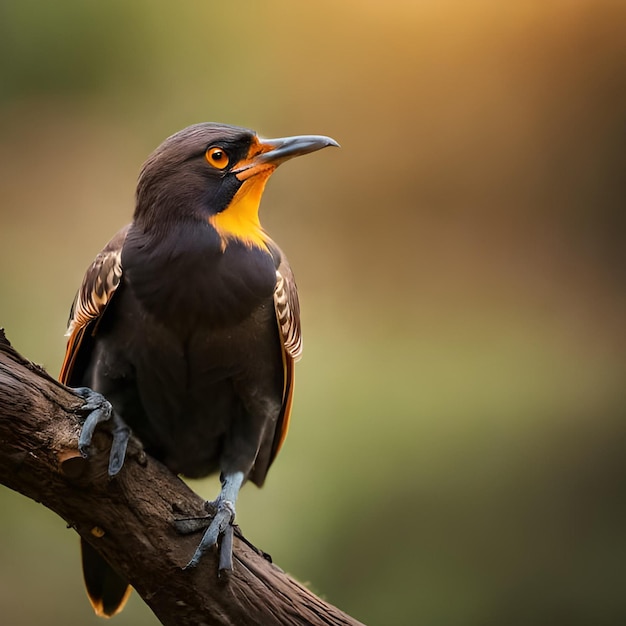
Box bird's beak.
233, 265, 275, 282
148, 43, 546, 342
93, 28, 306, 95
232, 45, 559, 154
233, 134, 339, 181
257, 135, 340, 163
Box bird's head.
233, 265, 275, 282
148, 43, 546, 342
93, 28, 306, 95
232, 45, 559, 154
135, 123, 338, 248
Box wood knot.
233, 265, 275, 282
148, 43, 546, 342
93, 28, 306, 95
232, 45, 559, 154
58, 449, 87, 479
90, 526, 106, 538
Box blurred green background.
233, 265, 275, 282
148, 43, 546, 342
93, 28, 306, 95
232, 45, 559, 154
1, 1, 625, 624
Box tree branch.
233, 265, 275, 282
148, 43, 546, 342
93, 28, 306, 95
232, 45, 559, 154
0, 329, 364, 626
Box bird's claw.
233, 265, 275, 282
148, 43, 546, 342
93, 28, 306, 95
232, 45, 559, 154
183, 499, 236, 572
74, 387, 112, 456
73, 386, 130, 477
218, 524, 234, 572
173, 516, 211, 535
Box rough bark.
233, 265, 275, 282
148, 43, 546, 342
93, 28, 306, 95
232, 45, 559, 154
0, 329, 364, 626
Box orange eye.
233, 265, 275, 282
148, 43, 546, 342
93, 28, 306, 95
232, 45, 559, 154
205, 146, 230, 170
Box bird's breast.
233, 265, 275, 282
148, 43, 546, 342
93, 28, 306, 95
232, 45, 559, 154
121, 220, 277, 330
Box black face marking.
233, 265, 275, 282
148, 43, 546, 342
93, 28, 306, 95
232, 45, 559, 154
205, 173, 243, 214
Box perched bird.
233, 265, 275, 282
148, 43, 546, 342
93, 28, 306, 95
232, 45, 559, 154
59, 122, 338, 617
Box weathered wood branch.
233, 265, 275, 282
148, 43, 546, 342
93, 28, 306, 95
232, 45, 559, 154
0, 329, 364, 626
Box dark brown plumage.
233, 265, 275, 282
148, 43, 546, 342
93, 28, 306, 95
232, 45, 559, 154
59, 122, 338, 617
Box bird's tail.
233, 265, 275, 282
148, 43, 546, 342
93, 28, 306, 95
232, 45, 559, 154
81, 538, 132, 618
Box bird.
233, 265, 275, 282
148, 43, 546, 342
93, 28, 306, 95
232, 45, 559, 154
58, 122, 338, 617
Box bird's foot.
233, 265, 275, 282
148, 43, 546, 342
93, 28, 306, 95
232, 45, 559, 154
174, 498, 273, 567
173, 515, 212, 536
172, 499, 221, 534
180, 470, 244, 573
183, 499, 236, 572
73, 387, 131, 477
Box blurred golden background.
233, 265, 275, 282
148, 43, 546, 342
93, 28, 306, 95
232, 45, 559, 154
1, 2, 625, 624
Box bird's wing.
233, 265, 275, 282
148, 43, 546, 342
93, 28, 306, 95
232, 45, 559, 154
274, 256, 302, 363
269, 244, 302, 463
59, 225, 130, 385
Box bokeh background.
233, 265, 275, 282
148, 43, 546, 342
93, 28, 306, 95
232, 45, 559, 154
1, 1, 625, 624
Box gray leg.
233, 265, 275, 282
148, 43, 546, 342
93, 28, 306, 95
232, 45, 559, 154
184, 471, 244, 571
73, 387, 131, 477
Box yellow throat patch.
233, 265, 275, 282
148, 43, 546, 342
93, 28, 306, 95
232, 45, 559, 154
208, 173, 271, 251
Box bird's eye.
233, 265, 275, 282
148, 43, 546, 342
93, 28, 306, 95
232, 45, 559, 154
205, 147, 230, 170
